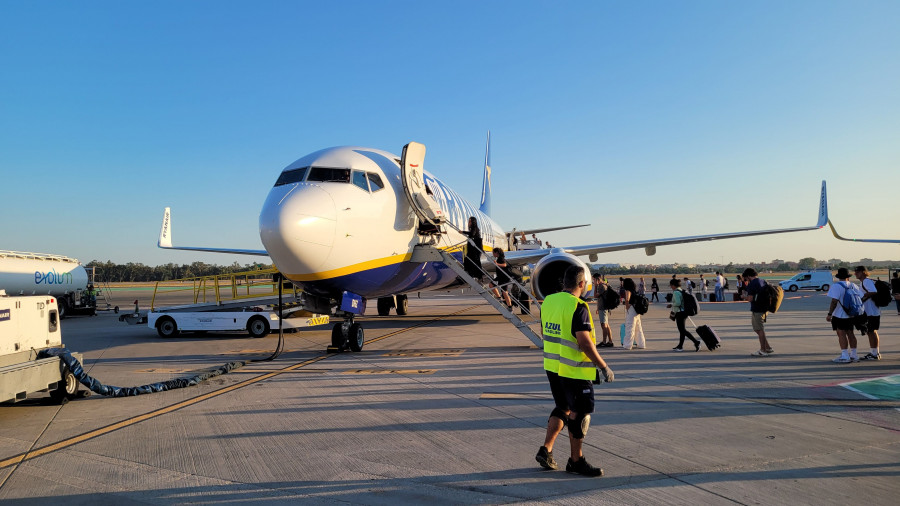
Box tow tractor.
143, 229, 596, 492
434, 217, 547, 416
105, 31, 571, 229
0, 291, 83, 404
120, 268, 331, 339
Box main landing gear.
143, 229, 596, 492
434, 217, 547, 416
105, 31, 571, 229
328, 314, 364, 353
376, 294, 408, 316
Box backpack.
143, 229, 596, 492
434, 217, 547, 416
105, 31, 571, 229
602, 287, 621, 311
632, 293, 650, 315
838, 281, 864, 317
763, 283, 784, 313
866, 280, 893, 307
681, 291, 698, 316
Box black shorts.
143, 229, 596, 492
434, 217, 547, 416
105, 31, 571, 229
545, 371, 569, 412
831, 316, 855, 331
559, 376, 595, 415
865, 315, 880, 332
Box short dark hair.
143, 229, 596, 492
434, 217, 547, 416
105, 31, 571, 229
669, 278, 681, 288
563, 265, 584, 290
854, 265, 868, 275
742, 268, 757, 278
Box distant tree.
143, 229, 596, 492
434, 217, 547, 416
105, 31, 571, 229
798, 257, 817, 270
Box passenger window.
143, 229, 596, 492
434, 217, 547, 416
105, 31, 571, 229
274, 167, 308, 187
307, 167, 351, 183
367, 172, 385, 192
352, 170, 370, 192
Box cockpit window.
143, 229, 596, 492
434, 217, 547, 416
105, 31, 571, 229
366, 172, 385, 192
274, 167, 308, 187
307, 167, 351, 183
351, 170, 369, 192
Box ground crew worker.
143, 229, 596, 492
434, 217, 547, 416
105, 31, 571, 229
535, 265, 614, 477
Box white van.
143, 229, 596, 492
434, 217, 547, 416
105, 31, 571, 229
779, 271, 833, 292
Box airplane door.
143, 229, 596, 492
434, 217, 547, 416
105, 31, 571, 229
400, 142, 444, 226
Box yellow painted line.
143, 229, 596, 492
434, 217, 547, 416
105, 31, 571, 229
0, 304, 477, 470
342, 369, 437, 375
383, 349, 465, 357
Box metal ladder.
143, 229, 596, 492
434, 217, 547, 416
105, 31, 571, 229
410, 239, 544, 347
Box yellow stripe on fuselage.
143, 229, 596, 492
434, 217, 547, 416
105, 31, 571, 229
285, 243, 489, 282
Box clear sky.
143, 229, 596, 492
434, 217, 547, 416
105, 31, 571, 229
1, 1, 898, 268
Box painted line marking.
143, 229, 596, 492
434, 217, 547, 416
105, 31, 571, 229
342, 369, 437, 375
0, 305, 478, 470
383, 349, 465, 357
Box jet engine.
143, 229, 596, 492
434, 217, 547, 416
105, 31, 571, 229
530, 250, 592, 300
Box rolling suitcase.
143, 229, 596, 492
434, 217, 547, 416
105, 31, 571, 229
689, 317, 721, 350
708, 293, 716, 302
733, 293, 741, 301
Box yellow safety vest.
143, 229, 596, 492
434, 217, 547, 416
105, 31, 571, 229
541, 292, 596, 380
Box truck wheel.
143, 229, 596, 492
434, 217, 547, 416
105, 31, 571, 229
247, 316, 270, 338
50, 366, 79, 404
58, 299, 68, 319
348, 323, 364, 352
821, 284, 830, 292
156, 316, 178, 338
396, 294, 409, 315
114, 306, 119, 314
789, 285, 798, 292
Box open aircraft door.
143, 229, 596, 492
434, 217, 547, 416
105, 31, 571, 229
400, 142, 444, 227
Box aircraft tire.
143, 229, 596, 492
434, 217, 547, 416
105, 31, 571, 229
348, 323, 364, 352
377, 297, 393, 316
396, 294, 409, 315
156, 316, 178, 338
331, 323, 346, 349
247, 316, 270, 338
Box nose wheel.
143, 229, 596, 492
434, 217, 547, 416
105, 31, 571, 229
327, 315, 364, 353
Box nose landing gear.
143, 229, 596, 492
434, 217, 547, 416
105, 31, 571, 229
327, 314, 364, 353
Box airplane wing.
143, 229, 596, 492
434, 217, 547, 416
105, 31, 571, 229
157, 207, 269, 256
504, 181, 830, 265
827, 220, 900, 244
511, 224, 590, 236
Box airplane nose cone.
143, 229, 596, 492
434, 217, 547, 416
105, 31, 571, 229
259, 185, 336, 275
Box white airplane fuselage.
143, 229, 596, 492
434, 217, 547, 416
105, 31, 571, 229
259, 146, 505, 299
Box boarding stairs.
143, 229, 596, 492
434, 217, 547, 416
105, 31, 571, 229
411, 232, 544, 347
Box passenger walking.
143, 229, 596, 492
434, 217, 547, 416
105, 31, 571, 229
490, 248, 513, 310
463, 217, 484, 280
683, 277, 693, 296
699, 274, 708, 302
892, 271, 900, 315
650, 278, 660, 302
826, 267, 861, 363
536, 266, 614, 476
736, 275, 745, 299
714, 271, 725, 303
593, 274, 614, 348
621, 278, 646, 350
742, 268, 774, 357
854, 266, 882, 360
638, 277, 645, 296
668, 279, 700, 352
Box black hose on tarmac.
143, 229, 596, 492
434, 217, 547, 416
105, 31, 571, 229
38, 348, 244, 397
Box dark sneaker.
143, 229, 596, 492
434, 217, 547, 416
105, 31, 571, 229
535, 446, 558, 470
566, 457, 603, 477
861, 352, 882, 361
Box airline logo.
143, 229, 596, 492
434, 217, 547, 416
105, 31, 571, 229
543, 322, 561, 337
35, 269, 74, 285
0, 308, 10, 322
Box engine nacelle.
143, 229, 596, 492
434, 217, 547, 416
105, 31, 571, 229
531, 250, 592, 300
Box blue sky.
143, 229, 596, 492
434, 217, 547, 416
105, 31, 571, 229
1, 1, 898, 267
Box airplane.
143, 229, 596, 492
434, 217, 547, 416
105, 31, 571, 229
826, 220, 900, 244
159, 134, 830, 352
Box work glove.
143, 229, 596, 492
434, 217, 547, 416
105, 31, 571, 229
600, 366, 615, 383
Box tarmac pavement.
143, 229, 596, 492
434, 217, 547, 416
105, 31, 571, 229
0, 290, 897, 504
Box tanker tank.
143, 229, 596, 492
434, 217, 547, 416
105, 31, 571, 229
0, 250, 94, 317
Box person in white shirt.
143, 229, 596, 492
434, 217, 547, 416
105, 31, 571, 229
825, 267, 861, 363
714, 272, 724, 302
854, 266, 882, 360
699, 274, 708, 301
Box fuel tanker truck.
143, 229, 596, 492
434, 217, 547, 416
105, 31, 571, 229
0, 250, 96, 318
